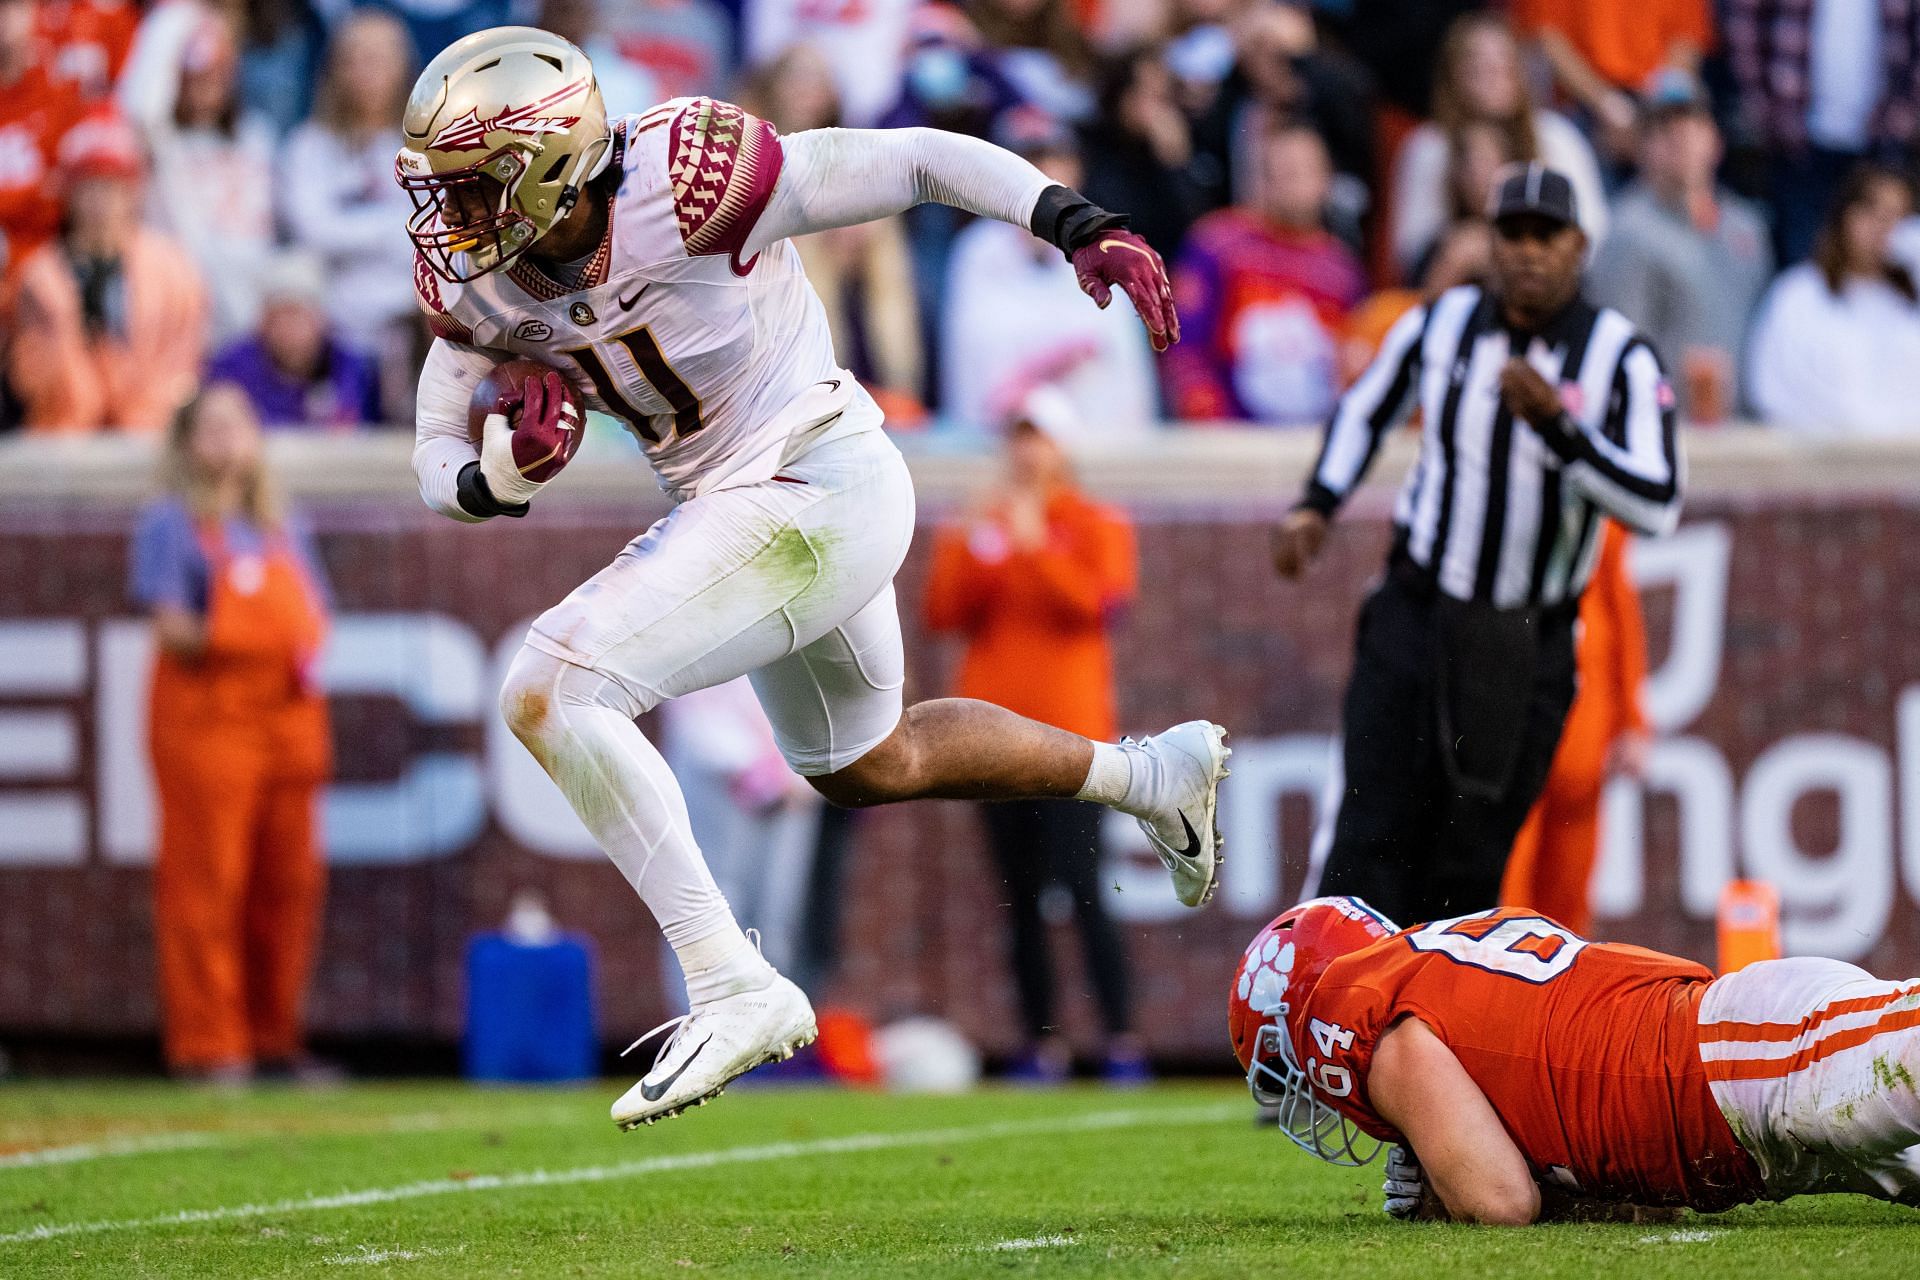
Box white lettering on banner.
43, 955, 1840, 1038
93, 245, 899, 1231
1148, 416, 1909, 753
0, 619, 88, 693
0, 549, 1914, 965
1218, 735, 1334, 914
1101, 808, 1185, 924
97, 620, 156, 864
1630, 523, 1729, 733
1740, 735, 1893, 960
1591, 779, 1641, 918
55, 614, 495, 871
0, 620, 87, 865
319, 614, 488, 864
1592, 738, 1737, 920
1900, 687, 1920, 906
0, 710, 78, 777
487, 619, 602, 859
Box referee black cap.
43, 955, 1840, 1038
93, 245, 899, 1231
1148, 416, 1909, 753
1488, 163, 1578, 229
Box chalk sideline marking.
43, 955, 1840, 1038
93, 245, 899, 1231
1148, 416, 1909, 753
1637, 1229, 1723, 1245
0, 1134, 221, 1171
0, 1103, 1239, 1246
988, 1235, 1077, 1251
324, 1244, 465, 1266
0, 1104, 584, 1173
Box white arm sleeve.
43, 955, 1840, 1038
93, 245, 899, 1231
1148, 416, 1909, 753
746, 127, 1056, 259
412, 338, 498, 523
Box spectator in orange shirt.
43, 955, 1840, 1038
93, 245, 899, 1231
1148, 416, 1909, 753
6, 109, 207, 433
923, 388, 1145, 1085
39, 0, 138, 101
1499, 520, 1652, 935
1513, 0, 1712, 164
0, 0, 84, 268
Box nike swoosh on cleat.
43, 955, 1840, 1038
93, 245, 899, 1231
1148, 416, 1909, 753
1175, 811, 1203, 860
639, 1035, 711, 1102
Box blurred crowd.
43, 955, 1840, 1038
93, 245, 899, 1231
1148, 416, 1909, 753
3, 0, 1920, 440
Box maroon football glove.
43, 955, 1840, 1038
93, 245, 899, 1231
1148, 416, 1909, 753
1071, 229, 1180, 352
498, 369, 583, 483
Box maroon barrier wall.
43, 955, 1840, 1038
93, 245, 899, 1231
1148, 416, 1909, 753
2, 492, 1917, 1061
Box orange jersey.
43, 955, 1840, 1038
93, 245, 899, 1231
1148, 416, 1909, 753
0, 63, 82, 265
1300, 907, 1764, 1210
39, 0, 138, 101
922, 487, 1136, 742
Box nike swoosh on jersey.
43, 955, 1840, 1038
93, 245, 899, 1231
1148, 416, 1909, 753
618, 283, 651, 309
639, 1035, 711, 1101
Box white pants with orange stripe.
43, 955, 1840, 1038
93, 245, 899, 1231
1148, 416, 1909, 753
1698, 957, 1920, 1203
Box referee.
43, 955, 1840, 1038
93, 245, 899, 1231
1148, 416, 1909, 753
1271, 163, 1683, 926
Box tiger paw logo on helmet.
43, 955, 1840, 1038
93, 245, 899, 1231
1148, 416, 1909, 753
1238, 934, 1297, 1018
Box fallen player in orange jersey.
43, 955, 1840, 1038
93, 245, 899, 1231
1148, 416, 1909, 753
1230, 898, 1920, 1223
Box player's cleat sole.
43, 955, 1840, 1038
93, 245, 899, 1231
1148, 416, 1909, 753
617, 1032, 818, 1129
612, 975, 817, 1130
1131, 721, 1231, 908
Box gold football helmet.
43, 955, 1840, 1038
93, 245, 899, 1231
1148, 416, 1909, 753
396, 26, 611, 282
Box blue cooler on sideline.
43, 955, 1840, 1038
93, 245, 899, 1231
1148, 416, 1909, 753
463, 894, 597, 1083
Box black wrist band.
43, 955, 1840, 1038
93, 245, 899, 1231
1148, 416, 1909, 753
1535, 411, 1583, 461
456, 462, 530, 519
1296, 484, 1341, 519
1028, 183, 1130, 257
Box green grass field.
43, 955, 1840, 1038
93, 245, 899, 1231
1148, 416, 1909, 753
0, 1080, 1913, 1277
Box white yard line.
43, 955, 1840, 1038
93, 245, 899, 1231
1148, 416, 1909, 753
0, 1133, 221, 1171
323, 1244, 464, 1266
1637, 1229, 1722, 1244
0, 1103, 583, 1173
988, 1235, 1077, 1251
0, 1102, 1238, 1246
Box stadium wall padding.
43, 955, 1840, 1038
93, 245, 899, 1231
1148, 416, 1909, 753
2, 493, 1917, 1058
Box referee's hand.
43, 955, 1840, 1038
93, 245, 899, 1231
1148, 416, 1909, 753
1499, 359, 1563, 429
1270, 508, 1328, 580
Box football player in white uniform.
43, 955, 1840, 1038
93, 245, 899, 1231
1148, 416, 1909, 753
398, 26, 1229, 1128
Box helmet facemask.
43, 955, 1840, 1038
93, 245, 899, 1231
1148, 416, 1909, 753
1229, 897, 1399, 1170
398, 144, 542, 282
1247, 1021, 1383, 1167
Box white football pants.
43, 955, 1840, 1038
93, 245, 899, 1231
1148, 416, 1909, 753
497, 421, 914, 951
1699, 957, 1920, 1204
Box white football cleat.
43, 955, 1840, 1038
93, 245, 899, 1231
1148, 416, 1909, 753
611, 974, 817, 1130
1125, 720, 1231, 908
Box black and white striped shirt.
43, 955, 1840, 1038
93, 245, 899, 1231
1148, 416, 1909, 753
1302, 285, 1683, 610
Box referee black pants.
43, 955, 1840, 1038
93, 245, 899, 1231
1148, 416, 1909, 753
981, 799, 1134, 1042
1315, 568, 1577, 927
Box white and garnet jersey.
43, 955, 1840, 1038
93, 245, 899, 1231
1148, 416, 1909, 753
414, 97, 857, 499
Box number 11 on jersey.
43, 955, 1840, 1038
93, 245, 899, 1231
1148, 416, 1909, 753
565, 324, 705, 444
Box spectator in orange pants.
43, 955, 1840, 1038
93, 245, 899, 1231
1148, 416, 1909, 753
129, 384, 334, 1082
1499, 520, 1651, 935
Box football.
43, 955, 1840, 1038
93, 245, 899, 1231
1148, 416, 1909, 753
466, 357, 586, 484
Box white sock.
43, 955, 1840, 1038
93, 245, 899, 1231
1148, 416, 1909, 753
502, 651, 775, 1006
675, 919, 777, 1006
1076, 741, 1137, 811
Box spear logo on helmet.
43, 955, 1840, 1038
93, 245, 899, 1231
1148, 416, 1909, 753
428, 81, 588, 151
